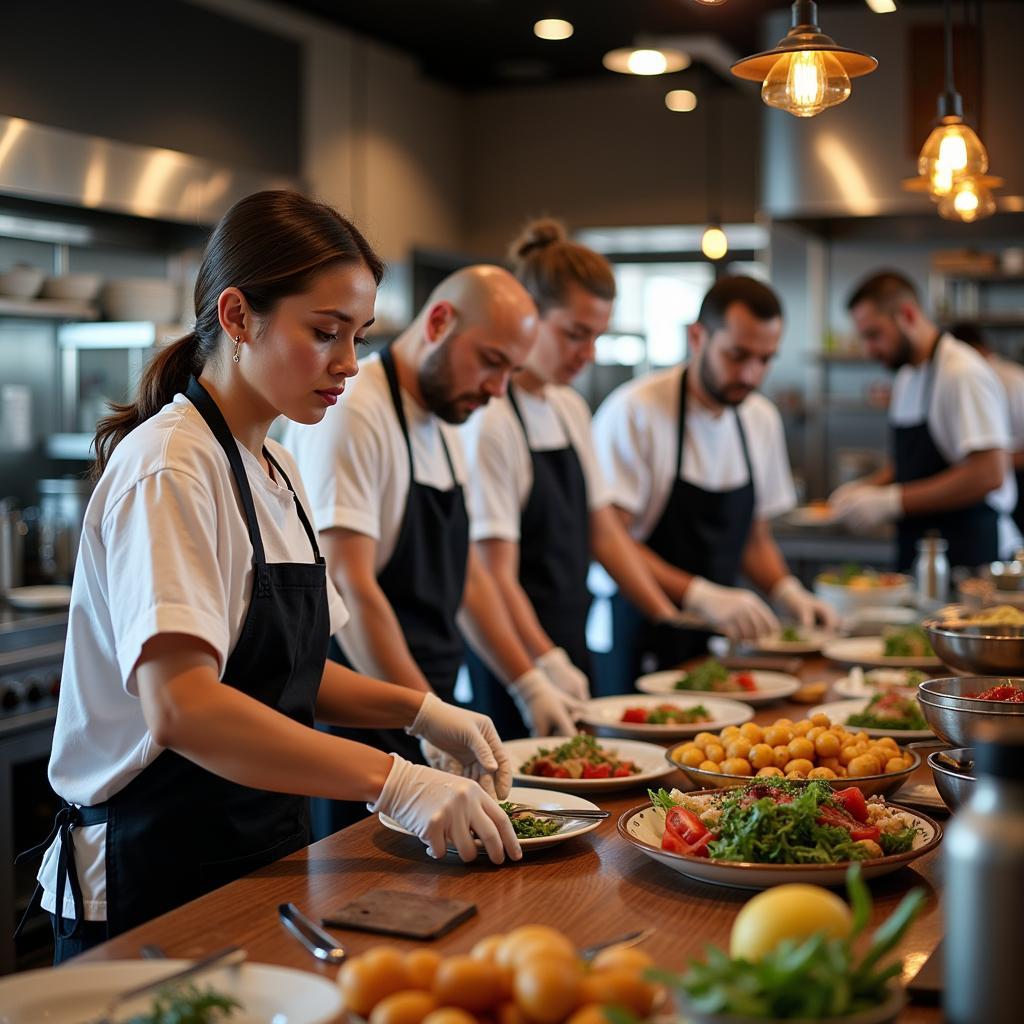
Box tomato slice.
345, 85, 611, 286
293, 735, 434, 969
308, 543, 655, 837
734, 673, 756, 692
832, 786, 869, 823
662, 806, 714, 858
582, 762, 612, 779
817, 804, 881, 843
622, 708, 649, 724
613, 764, 634, 777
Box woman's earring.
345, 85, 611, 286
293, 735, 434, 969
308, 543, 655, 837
232, 336, 241, 363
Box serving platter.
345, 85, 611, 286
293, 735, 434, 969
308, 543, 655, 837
636, 668, 801, 706
579, 694, 754, 739
503, 735, 674, 793
739, 630, 833, 655
618, 795, 941, 889
823, 636, 943, 670
808, 698, 935, 741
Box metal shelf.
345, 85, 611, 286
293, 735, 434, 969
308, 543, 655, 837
0, 296, 98, 320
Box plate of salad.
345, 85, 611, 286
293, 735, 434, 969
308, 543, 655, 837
636, 659, 801, 706
580, 694, 754, 739
823, 631, 943, 669
378, 786, 604, 852
809, 696, 934, 740
833, 666, 929, 699
503, 734, 674, 792
617, 778, 940, 888
740, 626, 833, 656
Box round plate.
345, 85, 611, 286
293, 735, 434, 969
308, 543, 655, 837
786, 504, 839, 528
5, 585, 72, 610
580, 694, 754, 739
808, 698, 934, 740
823, 636, 943, 670
833, 668, 926, 699
0, 959, 342, 1024
378, 785, 603, 852
740, 631, 832, 655
635, 669, 800, 706
504, 736, 674, 793
617, 796, 941, 889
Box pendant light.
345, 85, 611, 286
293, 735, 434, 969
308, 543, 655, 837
917, 0, 988, 198
938, 176, 998, 222
701, 83, 728, 263
731, 1, 877, 117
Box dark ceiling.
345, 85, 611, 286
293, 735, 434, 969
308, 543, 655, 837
277, 0, 945, 90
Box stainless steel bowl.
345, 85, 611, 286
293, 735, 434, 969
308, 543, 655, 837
927, 746, 974, 812
918, 676, 1024, 746
924, 608, 1024, 674
665, 743, 920, 798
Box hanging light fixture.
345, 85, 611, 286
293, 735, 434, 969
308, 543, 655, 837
731, 1, 877, 117
603, 46, 690, 76
701, 82, 728, 263
938, 176, 999, 222
534, 19, 573, 41
917, 0, 988, 199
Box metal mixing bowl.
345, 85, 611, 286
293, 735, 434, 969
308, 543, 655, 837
927, 747, 975, 812
918, 676, 1024, 746
923, 608, 1024, 674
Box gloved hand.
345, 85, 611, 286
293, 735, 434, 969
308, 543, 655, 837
535, 646, 590, 703
683, 576, 780, 640
770, 575, 839, 630
831, 484, 903, 531
369, 754, 522, 864
828, 478, 869, 507
508, 668, 578, 737
418, 740, 509, 801
406, 693, 512, 800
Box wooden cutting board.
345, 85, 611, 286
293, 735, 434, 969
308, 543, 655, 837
323, 889, 477, 940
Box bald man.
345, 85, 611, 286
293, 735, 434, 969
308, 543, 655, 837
284, 266, 579, 834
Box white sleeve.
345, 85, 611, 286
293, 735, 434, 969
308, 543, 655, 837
100, 469, 233, 691
592, 393, 652, 517
751, 404, 798, 521
945, 364, 1012, 459
464, 410, 528, 542
300, 406, 388, 540
562, 390, 611, 510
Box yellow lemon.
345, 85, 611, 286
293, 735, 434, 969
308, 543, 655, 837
729, 884, 852, 962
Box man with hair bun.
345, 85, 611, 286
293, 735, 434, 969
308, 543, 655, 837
594, 275, 836, 684
461, 220, 680, 731
830, 270, 1019, 569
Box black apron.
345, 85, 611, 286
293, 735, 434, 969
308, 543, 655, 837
466, 385, 592, 739
893, 336, 1000, 571
314, 346, 470, 837
17, 376, 329, 949
1014, 466, 1024, 538
605, 367, 755, 693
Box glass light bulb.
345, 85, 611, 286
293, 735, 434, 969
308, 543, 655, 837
534, 19, 573, 41
701, 226, 729, 261
918, 117, 988, 197
665, 89, 698, 112
761, 50, 852, 117
627, 49, 668, 75
938, 178, 997, 223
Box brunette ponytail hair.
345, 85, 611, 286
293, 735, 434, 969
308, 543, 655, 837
92, 190, 384, 477
508, 218, 616, 313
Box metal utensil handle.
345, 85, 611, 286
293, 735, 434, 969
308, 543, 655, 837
108, 945, 245, 1007
279, 902, 346, 960
579, 927, 653, 961
509, 805, 609, 819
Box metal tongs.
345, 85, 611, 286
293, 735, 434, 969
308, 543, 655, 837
503, 802, 609, 820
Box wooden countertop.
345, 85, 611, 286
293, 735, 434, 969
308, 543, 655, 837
77, 657, 945, 1022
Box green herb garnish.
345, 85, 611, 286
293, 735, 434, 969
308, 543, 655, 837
500, 802, 563, 838
125, 984, 241, 1024
846, 693, 928, 732
780, 625, 803, 643
674, 659, 730, 692
882, 626, 934, 658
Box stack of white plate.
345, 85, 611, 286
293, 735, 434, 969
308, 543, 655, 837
41, 273, 103, 302
101, 277, 180, 322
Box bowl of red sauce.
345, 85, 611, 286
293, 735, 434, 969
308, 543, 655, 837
918, 676, 1024, 747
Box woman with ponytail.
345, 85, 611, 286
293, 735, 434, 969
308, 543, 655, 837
461, 219, 680, 735
20, 191, 520, 963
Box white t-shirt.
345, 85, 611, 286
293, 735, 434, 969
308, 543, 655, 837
281, 353, 469, 674
40, 393, 349, 921
889, 334, 1018, 523
462, 384, 610, 543
989, 354, 1024, 454
592, 365, 797, 542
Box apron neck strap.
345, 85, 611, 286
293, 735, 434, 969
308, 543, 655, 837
380, 345, 459, 486
678, 366, 754, 477
186, 376, 267, 568
508, 382, 573, 451
264, 449, 322, 561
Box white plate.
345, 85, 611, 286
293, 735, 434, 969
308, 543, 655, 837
823, 635, 943, 669
4, 585, 72, 610
740, 631, 832, 655
808, 698, 935, 740
580, 694, 753, 739
379, 785, 603, 852
617, 799, 941, 889
786, 504, 839, 527
0, 959, 342, 1024
635, 669, 801, 706
504, 736, 675, 793
833, 668, 927, 699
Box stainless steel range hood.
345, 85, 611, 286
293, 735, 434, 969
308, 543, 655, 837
0, 115, 297, 225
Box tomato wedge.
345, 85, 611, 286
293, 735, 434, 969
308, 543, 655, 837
661, 806, 714, 858
832, 786, 869, 823
622, 708, 648, 723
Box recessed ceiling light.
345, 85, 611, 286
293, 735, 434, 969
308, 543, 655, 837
603, 47, 690, 76
534, 18, 574, 41
865, 0, 897, 12
665, 89, 698, 112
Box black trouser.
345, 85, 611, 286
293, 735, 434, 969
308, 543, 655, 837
51, 914, 108, 964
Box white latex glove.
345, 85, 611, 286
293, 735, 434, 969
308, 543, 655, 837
418, 740, 507, 801
405, 693, 512, 800
828, 479, 869, 507
770, 574, 839, 630
535, 646, 590, 703
369, 754, 522, 864
508, 667, 578, 737
684, 576, 780, 640
832, 484, 903, 532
